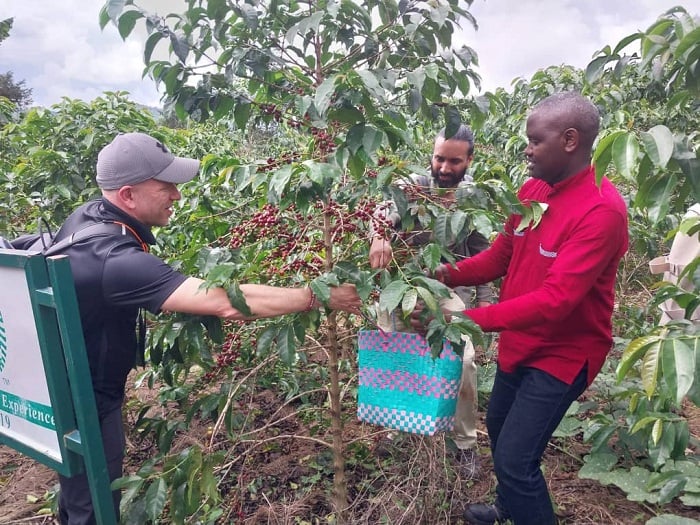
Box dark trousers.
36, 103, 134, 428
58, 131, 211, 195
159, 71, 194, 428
58, 405, 125, 525
486, 365, 587, 525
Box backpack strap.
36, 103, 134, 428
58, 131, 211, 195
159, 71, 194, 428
44, 221, 149, 256
44, 220, 151, 366
0, 236, 13, 249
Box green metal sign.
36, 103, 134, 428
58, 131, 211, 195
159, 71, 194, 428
0, 249, 117, 525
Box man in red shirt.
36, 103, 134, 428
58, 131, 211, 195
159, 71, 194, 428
417, 92, 628, 525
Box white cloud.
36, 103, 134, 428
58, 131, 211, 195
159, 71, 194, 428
0, 0, 697, 107
1, 0, 163, 107
463, 0, 693, 93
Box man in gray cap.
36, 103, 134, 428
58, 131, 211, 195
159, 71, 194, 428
53, 132, 361, 525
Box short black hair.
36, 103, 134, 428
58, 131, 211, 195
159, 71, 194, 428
532, 92, 600, 150
437, 124, 474, 156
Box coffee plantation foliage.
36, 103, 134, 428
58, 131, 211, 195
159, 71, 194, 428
0, 1, 699, 523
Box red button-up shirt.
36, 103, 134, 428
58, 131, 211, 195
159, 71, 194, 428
447, 166, 628, 385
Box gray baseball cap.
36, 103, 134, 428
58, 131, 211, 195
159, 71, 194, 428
96, 132, 200, 190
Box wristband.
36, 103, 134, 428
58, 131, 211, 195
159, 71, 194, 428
305, 288, 317, 311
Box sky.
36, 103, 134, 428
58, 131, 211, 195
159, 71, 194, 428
0, 1, 695, 108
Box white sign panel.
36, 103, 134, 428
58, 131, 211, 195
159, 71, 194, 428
0, 265, 61, 463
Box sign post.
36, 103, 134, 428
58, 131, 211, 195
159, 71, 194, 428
0, 249, 117, 525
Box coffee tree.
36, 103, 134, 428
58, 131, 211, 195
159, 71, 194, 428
100, 0, 503, 521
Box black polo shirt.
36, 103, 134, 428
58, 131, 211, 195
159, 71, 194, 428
53, 198, 187, 414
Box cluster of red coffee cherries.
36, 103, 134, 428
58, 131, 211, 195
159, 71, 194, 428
309, 127, 336, 155
201, 324, 255, 381
258, 151, 302, 173
221, 198, 383, 281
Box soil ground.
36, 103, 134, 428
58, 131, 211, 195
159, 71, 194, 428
1, 374, 698, 525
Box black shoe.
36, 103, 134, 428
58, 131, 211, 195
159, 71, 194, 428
463, 502, 510, 525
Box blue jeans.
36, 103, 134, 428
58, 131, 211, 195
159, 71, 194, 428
486, 365, 587, 525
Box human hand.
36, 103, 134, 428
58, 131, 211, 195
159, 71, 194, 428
429, 264, 451, 285
369, 236, 393, 269
327, 283, 362, 313
409, 301, 428, 334
477, 301, 491, 308
408, 301, 453, 334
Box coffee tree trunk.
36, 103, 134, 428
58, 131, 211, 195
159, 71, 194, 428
322, 207, 349, 522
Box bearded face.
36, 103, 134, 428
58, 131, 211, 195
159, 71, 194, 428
430, 137, 473, 188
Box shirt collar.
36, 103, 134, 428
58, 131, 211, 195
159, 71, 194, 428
550, 165, 595, 193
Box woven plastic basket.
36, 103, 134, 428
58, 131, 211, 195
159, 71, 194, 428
357, 329, 462, 435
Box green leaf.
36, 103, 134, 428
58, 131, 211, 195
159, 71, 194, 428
641, 337, 662, 397
651, 418, 663, 445
207, 0, 228, 20
310, 277, 333, 304
578, 452, 618, 479
239, 3, 259, 30
379, 280, 410, 313
213, 95, 234, 120
98, 6, 111, 30
593, 130, 625, 182
661, 337, 695, 404
444, 105, 461, 138
117, 10, 143, 40
105, 0, 127, 24
257, 326, 277, 355
680, 493, 700, 507
332, 261, 363, 282
206, 262, 237, 284
630, 415, 658, 435
276, 325, 297, 365
641, 173, 677, 223
433, 213, 449, 245
144, 478, 167, 522
401, 287, 417, 316
233, 98, 251, 130
184, 447, 203, 511
346, 123, 365, 155
675, 27, 700, 59
357, 70, 384, 99
657, 477, 688, 505
647, 515, 700, 525
420, 243, 444, 270
201, 315, 223, 344
268, 164, 294, 201
169, 32, 190, 64
585, 55, 613, 83
314, 76, 336, 116
611, 132, 639, 182
515, 201, 549, 233
362, 126, 385, 157
407, 67, 426, 92
227, 282, 252, 317
144, 32, 164, 64
617, 334, 660, 380
640, 125, 674, 168
605, 467, 657, 503
415, 285, 439, 312
649, 421, 675, 467
529, 202, 548, 229
450, 210, 469, 239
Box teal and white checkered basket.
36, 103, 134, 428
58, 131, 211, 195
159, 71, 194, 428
357, 329, 462, 436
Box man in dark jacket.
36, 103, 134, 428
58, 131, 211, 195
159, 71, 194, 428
50, 132, 361, 525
